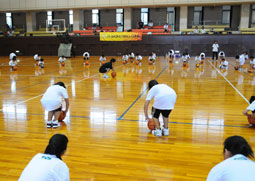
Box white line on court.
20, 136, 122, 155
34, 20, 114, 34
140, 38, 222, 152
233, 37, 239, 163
208, 60, 249, 104
0, 63, 125, 112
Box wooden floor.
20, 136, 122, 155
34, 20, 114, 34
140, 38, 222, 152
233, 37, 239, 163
0, 55, 254, 180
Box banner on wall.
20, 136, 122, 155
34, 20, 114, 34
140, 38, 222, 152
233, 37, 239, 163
100, 32, 142, 41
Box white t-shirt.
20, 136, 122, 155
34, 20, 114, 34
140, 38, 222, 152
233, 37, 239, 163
9, 60, 17, 66
247, 101, 255, 111
212, 43, 219, 52
200, 53, 205, 59
182, 55, 190, 62
41, 85, 68, 111
136, 55, 142, 61
152, 53, 156, 60
218, 51, 225, 57
129, 52, 135, 58
245, 54, 249, 60
83, 52, 90, 57
58, 57, 66, 63
19, 153, 69, 181
252, 59, 255, 68
9, 52, 16, 60
239, 54, 246, 65
146, 84, 177, 110
34, 54, 40, 61
99, 56, 106, 62
207, 154, 255, 181
122, 55, 128, 61
223, 60, 228, 66
195, 56, 201, 63
38, 60, 44, 65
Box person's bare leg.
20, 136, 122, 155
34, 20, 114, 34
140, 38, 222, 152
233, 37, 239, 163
52, 111, 61, 128
162, 116, 169, 136
48, 111, 54, 121
53, 111, 61, 121
162, 116, 169, 129
153, 117, 160, 129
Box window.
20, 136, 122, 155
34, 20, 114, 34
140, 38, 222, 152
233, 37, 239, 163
47, 11, 53, 25
251, 5, 255, 27
222, 6, 231, 24
69, 10, 73, 25
193, 6, 203, 25
141, 8, 149, 25
116, 9, 123, 25
92, 9, 99, 25
6, 13, 12, 29
167, 7, 175, 26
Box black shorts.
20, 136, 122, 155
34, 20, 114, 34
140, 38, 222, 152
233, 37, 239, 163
99, 67, 107, 73
151, 107, 172, 119
51, 107, 62, 112
169, 55, 174, 58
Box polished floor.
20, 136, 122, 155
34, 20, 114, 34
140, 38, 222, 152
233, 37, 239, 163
0, 55, 254, 180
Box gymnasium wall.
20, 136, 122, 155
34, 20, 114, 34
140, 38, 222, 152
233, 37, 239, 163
0, 0, 253, 11
132, 8, 141, 29
100, 9, 116, 27
0, 13, 6, 30
231, 6, 241, 30
84, 10, 92, 27
12, 12, 26, 30
0, 35, 254, 57
203, 6, 222, 25
36, 12, 47, 30
187, 7, 194, 28
149, 8, 167, 26
175, 7, 180, 31
54, 11, 69, 28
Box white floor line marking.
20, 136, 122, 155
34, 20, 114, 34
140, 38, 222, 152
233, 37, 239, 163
208, 60, 249, 104
0, 63, 125, 112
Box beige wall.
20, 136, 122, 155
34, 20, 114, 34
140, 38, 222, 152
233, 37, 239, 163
0, 0, 254, 12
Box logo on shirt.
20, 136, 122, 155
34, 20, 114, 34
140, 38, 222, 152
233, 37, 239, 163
42, 156, 52, 160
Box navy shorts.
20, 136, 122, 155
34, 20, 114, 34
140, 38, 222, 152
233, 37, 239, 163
151, 107, 172, 119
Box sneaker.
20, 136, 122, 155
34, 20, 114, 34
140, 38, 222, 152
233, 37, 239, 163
46, 121, 52, 128
162, 128, 169, 136
52, 121, 60, 128
103, 74, 109, 78
152, 129, 162, 137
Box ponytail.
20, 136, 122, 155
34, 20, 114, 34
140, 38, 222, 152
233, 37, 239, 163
44, 134, 68, 160
224, 135, 254, 158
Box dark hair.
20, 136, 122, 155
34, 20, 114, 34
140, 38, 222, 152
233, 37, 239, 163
222, 58, 225, 61
250, 56, 254, 59
13, 56, 17, 60
40, 58, 44, 61
110, 58, 116, 63
224, 136, 254, 158
250, 96, 255, 104
235, 55, 239, 59
220, 52, 224, 55
54, 82, 66, 89
148, 80, 158, 89
102, 54, 104, 57
44, 134, 68, 160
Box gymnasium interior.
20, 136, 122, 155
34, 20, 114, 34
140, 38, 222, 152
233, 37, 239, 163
0, 0, 255, 180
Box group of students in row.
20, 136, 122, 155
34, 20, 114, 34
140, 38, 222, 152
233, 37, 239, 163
18, 133, 255, 180
167, 48, 255, 72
